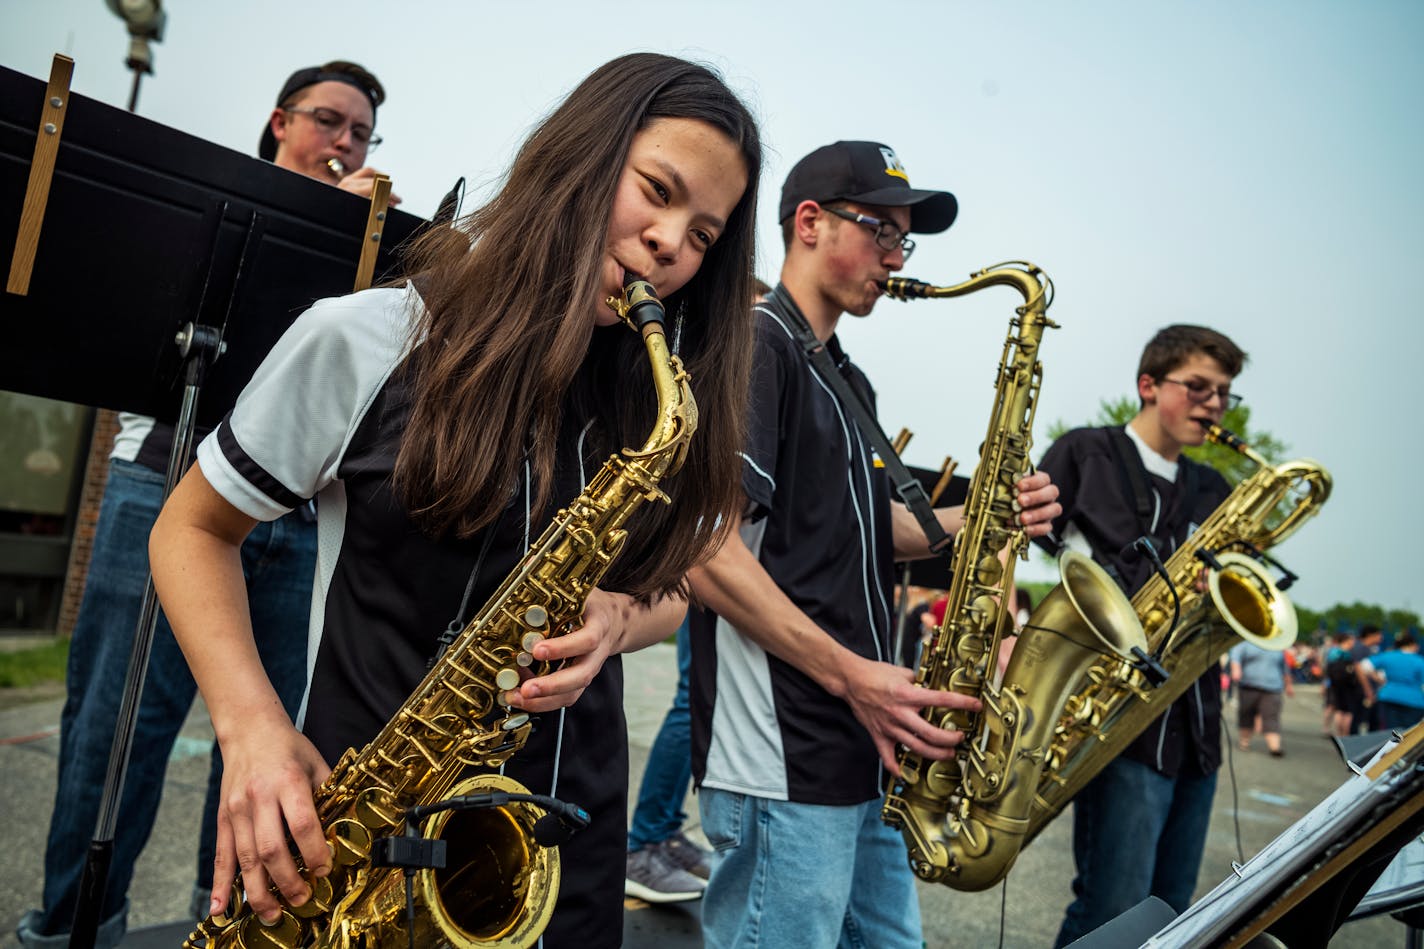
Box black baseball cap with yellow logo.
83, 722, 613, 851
779, 140, 958, 234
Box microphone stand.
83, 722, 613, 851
69, 321, 224, 949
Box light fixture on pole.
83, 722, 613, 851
104, 0, 165, 112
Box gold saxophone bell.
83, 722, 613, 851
417, 775, 559, 949
1206, 552, 1297, 652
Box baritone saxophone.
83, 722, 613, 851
1021, 424, 1331, 849
879, 265, 1149, 891
183, 276, 696, 949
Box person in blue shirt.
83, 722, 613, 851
1361, 632, 1424, 732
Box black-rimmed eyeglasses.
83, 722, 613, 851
1159, 377, 1242, 409
822, 207, 915, 260
283, 106, 382, 150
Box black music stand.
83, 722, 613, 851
1, 59, 427, 947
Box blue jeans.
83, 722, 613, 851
628, 619, 691, 851
1054, 757, 1218, 948
699, 788, 921, 949
18, 459, 313, 948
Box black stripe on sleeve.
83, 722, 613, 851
216, 416, 307, 509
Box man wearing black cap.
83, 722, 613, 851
686, 141, 1061, 947
260, 59, 400, 205
16, 60, 392, 949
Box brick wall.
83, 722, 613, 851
56, 408, 118, 636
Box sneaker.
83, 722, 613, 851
661, 831, 714, 880
626, 844, 706, 903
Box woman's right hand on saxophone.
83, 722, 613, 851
209, 719, 332, 924
149, 465, 333, 924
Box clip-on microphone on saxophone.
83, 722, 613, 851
1121, 536, 1172, 686
373, 791, 591, 949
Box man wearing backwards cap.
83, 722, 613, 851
16, 60, 392, 949
260, 59, 400, 205
687, 141, 1061, 947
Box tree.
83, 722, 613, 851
1295, 601, 1421, 640
1045, 396, 1287, 483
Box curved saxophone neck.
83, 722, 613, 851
1200, 421, 1333, 551
881, 262, 1054, 323
605, 277, 697, 471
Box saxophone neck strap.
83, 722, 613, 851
1105, 425, 1201, 542
768, 284, 953, 556
1106, 426, 1155, 532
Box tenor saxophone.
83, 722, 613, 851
879, 265, 1148, 891
183, 276, 696, 949
1020, 424, 1331, 848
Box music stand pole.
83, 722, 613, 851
69, 322, 223, 949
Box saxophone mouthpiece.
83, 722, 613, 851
1201, 422, 1249, 454
880, 277, 934, 300
608, 274, 665, 331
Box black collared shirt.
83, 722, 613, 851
1035, 425, 1232, 778
690, 287, 897, 805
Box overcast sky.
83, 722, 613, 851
5, 0, 1421, 615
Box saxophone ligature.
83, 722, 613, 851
878, 264, 1149, 891
183, 274, 696, 949
1019, 423, 1331, 849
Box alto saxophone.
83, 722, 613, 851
879, 265, 1148, 891
1020, 424, 1331, 848
184, 277, 696, 949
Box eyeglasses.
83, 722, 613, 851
283, 106, 382, 150
1158, 377, 1242, 409
821, 206, 915, 260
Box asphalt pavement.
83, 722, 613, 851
0, 643, 1409, 947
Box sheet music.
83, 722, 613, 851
1145, 739, 1419, 947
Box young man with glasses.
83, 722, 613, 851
260, 60, 400, 205
1032, 324, 1249, 946
17, 59, 393, 949
687, 140, 1062, 947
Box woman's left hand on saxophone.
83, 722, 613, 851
504, 589, 687, 714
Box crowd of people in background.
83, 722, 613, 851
1216, 623, 1424, 747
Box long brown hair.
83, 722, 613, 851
394, 53, 761, 599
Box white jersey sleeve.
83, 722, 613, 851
195, 285, 414, 521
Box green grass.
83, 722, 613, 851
0, 637, 69, 688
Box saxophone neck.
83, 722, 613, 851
605, 277, 697, 470
881, 262, 1054, 324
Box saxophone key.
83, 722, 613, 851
288, 874, 334, 918
523, 605, 549, 628
355, 786, 403, 829
974, 555, 1002, 585
495, 668, 522, 691
329, 818, 373, 866
240, 908, 301, 944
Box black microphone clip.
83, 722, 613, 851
1130, 646, 1170, 688
1195, 547, 1225, 573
